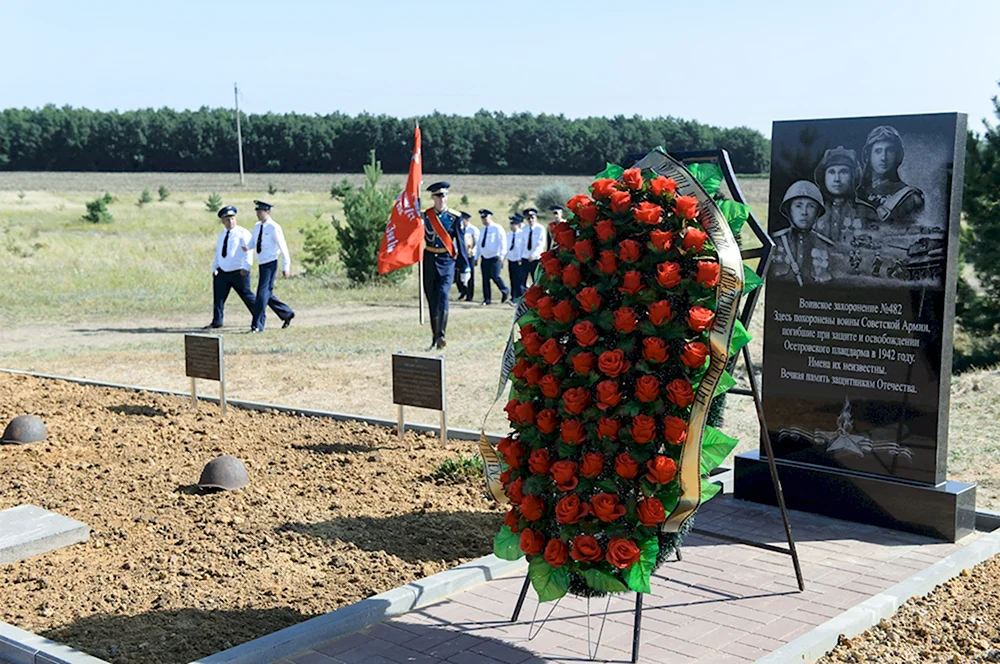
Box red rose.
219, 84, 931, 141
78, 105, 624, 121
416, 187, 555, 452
550, 460, 579, 490
598, 350, 628, 378
682, 227, 708, 252
499, 437, 525, 467
650, 175, 678, 197
540, 338, 564, 365
540, 375, 562, 399
675, 195, 699, 220
506, 477, 524, 504
555, 494, 588, 524
553, 222, 576, 250
537, 296, 555, 320
606, 538, 641, 569
577, 202, 599, 226
656, 262, 682, 289
562, 387, 591, 415
514, 401, 536, 425
567, 194, 591, 214
597, 249, 618, 275
571, 535, 604, 563
687, 306, 715, 332
535, 410, 558, 436
696, 261, 720, 287
519, 494, 544, 521
528, 443, 553, 472
666, 378, 695, 408
634, 201, 663, 225
595, 380, 621, 410
574, 239, 594, 263
576, 287, 602, 313
512, 358, 530, 380
618, 239, 641, 264
649, 229, 674, 251
595, 219, 617, 242
591, 493, 626, 522
523, 285, 544, 309
648, 300, 673, 326
642, 337, 668, 364
502, 399, 517, 420
500, 468, 512, 485
622, 167, 643, 190
519, 528, 544, 555
681, 341, 710, 368
615, 452, 640, 480
571, 351, 596, 376
663, 415, 688, 444
560, 420, 585, 446
522, 331, 544, 356
646, 456, 678, 484
637, 498, 666, 526
635, 375, 660, 403
580, 452, 604, 478
591, 178, 619, 201
619, 270, 643, 295
597, 417, 620, 440
552, 299, 576, 324
504, 508, 520, 532
573, 321, 599, 347
630, 414, 657, 443
562, 263, 583, 288
614, 307, 638, 333
541, 252, 562, 277
524, 364, 544, 386
610, 190, 632, 214
544, 538, 569, 568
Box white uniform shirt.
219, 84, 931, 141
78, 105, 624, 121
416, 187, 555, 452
523, 222, 546, 261
213, 226, 253, 273
463, 223, 480, 259
507, 227, 525, 263
478, 224, 507, 261
249, 217, 291, 270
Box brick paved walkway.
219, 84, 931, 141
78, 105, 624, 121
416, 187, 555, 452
279, 496, 975, 664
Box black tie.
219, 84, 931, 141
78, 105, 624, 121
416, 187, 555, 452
481, 228, 487, 248
527, 227, 533, 251
222, 230, 230, 258
256, 225, 263, 253
510, 233, 515, 251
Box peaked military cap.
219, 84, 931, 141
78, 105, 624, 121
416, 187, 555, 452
478, 208, 493, 216
427, 181, 451, 194
523, 207, 539, 215
549, 204, 564, 211
459, 210, 471, 220
510, 214, 524, 224
218, 205, 237, 218
253, 199, 273, 211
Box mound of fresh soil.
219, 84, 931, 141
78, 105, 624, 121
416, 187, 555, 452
0, 373, 501, 664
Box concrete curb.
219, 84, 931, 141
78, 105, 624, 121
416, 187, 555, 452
754, 525, 1000, 664
0, 620, 108, 664
189, 554, 527, 664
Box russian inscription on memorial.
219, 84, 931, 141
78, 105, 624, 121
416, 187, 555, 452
392, 354, 444, 411
185, 334, 222, 382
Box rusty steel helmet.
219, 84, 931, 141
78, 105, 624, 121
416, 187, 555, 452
779, 180, 827, 221
1, 415, 47, 444
197, 455, 249, 491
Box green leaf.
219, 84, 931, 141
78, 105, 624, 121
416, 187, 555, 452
687, 163, 723, 195
623, 538, 659, 594
729, 319, 752, 357
717, 199, 750, 235
595, 163, 625, 181
517, 310, 541, 328
713, 370, 737, 398
529, 557, 570, 602
493, 526, 524, 561
702, 478, 723, 501
701, 425, 739, 476
743, 263, 764, 294
583, 568, 629, 594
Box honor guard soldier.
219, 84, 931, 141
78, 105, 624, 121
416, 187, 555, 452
457, 211, 479, 302
521, 207, 546, 291
245, 200, 295, 332
546, 205, 565, 251
205, 205, 256, 329
772, 181, 834, 286
476, 209, 509, 305
423, 182, 468, 349
506, 214, 525, 304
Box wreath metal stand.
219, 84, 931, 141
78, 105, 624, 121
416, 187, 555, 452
505, 150, 804, 663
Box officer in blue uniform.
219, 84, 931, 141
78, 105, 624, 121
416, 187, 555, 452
423, 182, 468, 349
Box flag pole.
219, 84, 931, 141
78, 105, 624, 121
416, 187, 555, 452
416, 118, 424, 326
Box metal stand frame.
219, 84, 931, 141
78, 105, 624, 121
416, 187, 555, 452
503, 150, 805, 663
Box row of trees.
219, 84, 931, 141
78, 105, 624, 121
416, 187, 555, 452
0, 106, 770, 174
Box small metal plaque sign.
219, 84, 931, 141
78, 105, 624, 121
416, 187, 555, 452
185, 334, 222, 381
392, 353, 445, 411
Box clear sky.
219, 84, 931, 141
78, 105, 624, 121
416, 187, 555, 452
5, 0, 1000, 137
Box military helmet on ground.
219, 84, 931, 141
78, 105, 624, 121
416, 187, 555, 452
197, 455, 250, 491
1, 415, 46, 445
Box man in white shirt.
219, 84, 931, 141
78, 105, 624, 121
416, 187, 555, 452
245, 200, 295, 333
476, 209, 509, 305
205, 205, 256, 329
506, 214, 526, 305
521, 207, 546, 291
458, 211, 480, 302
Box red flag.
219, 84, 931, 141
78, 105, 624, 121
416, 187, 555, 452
377, 125, 423, 274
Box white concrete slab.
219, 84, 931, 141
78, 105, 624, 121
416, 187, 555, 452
0, 505, 89, 564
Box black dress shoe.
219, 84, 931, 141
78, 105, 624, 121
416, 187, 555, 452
250, 328, 261, 334
203, 323, 223, 330
437, 337, 447, 349
501, 293, 509, 303
481, 301, 490, 306
282, 313, 295, 329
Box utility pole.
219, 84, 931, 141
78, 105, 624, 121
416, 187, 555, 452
234, 83, 245, 186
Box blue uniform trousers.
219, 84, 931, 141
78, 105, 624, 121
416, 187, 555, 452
480, 257, 508, 304
422, 250, 455, 343
523, 259, 539, 290
509, 260, 523, 300
252, 260, 295, 331
212, 268, 257, 326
